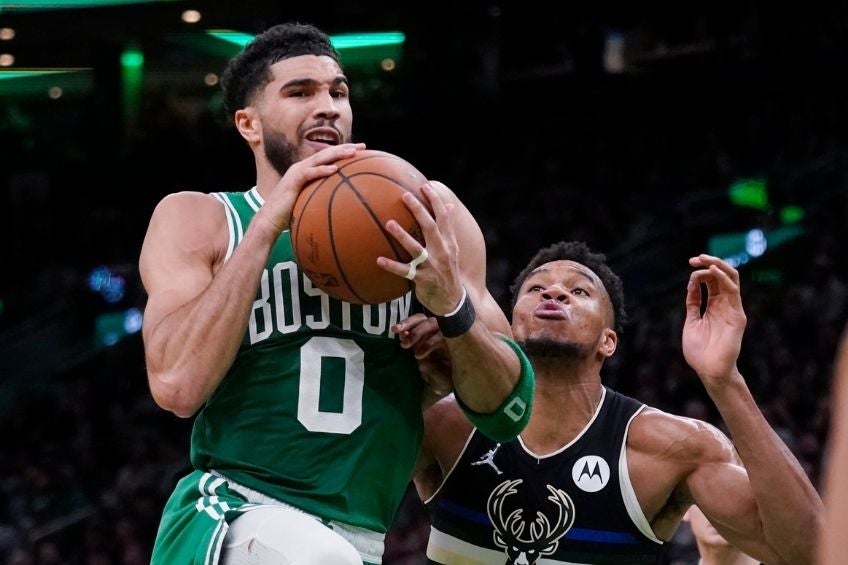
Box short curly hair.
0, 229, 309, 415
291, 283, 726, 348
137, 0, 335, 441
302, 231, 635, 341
509, 241, 627, 334
221, 22, 341, 117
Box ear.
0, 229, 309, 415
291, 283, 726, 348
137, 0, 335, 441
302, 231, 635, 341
599, 328, 617, 358
234, 107, 261, 145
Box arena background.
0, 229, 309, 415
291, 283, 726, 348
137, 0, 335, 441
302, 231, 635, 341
0, 2, 846, 563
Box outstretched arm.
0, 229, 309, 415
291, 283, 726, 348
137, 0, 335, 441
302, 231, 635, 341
681, 254, 823, 564
381, 182, 525, 415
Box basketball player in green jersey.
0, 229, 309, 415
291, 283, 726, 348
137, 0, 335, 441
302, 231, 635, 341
139, 23, 534, 565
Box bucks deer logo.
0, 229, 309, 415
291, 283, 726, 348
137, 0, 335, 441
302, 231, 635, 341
486, 479, 575, 565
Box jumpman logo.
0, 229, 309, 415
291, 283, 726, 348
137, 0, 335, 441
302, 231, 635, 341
472, 443, 503, 475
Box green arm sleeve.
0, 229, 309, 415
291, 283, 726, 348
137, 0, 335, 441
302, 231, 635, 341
455, 337, 534, 442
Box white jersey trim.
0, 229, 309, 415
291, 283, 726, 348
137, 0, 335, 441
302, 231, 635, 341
211, 193, 236, 263
248, 186, 264, 206
423, 403, 476, 506
518, 387, 608, 460
245, 186, 262, 212
427, 526, 590, 565
618, 406, 663, 544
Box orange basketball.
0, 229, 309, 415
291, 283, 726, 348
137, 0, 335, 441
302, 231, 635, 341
290, 149, 429, 304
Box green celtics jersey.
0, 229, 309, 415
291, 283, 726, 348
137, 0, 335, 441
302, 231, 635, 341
191, 187, 424, 533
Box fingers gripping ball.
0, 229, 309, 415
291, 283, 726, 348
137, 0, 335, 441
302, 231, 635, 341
291, 150, 429, 304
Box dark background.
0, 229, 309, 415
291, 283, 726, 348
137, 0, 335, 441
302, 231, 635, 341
0, 2, 846, 563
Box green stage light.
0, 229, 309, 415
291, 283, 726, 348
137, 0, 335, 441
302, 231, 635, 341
729, 178, 768, 210
120, 48, 144, 68
331, 32, 405, 50
0, 0, 179, 11
206, 29, 406, 51
780, 205, 805, 224
204, 29, 405, 70
121, 46, 143, 125
205, 29, 255, 49
0, 68, 92, 96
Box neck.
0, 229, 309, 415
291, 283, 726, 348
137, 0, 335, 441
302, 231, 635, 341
255, 161, 281, 201
520, 357, 604, 455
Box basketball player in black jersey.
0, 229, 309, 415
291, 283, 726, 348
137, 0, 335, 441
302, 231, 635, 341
405, 241, 822, 564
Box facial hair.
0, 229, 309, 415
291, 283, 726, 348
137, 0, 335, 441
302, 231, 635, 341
264, 130, 299, 177
263, 120, 349, 177
517, 337, 589, 362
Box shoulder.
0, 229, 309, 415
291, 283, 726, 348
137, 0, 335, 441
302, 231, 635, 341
151, 190, 226, 220
146, 191, 227, 241
140, 191, 230, 270
630, 407, 736, 465
625, 406, 738, 528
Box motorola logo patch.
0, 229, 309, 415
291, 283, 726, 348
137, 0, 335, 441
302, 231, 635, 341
571, 455, 610, 492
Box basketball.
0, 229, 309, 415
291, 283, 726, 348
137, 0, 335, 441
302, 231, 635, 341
291, 149, 430, 304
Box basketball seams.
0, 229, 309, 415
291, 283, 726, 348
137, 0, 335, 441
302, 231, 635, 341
339, 173, 417, 261
335, 169, 412, 303
327, 179, 369, 304
291, 173, 339, 259
292, 151, 426, 304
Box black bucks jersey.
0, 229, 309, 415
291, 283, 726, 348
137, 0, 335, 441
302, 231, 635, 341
426, 388, 664, 565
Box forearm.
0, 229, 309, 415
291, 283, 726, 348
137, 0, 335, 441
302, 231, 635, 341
146, 222, 277, 416
447, 322, 521, 413
706, 371, 824, 563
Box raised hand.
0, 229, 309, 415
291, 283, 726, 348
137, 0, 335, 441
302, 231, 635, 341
258, 143, 366, 235
682, 254, 748, 386
377, 182, 465, 315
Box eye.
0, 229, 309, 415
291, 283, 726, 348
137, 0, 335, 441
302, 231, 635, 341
331, 89, 348, 99
573, 287, 588, 296
528, 285, 544, 293
288, 90, 306, 98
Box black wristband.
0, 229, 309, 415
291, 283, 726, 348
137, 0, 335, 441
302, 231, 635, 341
436, 289, 476, 338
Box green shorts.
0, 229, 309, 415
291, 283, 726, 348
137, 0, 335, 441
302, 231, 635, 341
151, 470, 383, 564
151, 470, 255, 565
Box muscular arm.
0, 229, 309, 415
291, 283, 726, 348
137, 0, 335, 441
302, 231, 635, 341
629, 408, 817, 564
140, 144, 363, 417
389, 182, 520, 413
678, 255, 822, 564
690, 378, 822, 565
433, 182, 520, 412
140, 192, 278, 417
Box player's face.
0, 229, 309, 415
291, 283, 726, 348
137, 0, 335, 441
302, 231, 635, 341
255, 55, 353, 174
512, 260, 616, 358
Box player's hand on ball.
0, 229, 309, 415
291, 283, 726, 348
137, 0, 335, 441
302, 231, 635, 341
257, 142, 366, 236
378, 182, 464, 315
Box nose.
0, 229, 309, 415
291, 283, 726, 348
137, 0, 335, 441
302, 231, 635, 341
541, 285, 568, 302
312, 88, 341, 121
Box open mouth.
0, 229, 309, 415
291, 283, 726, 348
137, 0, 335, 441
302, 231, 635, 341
304, 128, 341, 146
